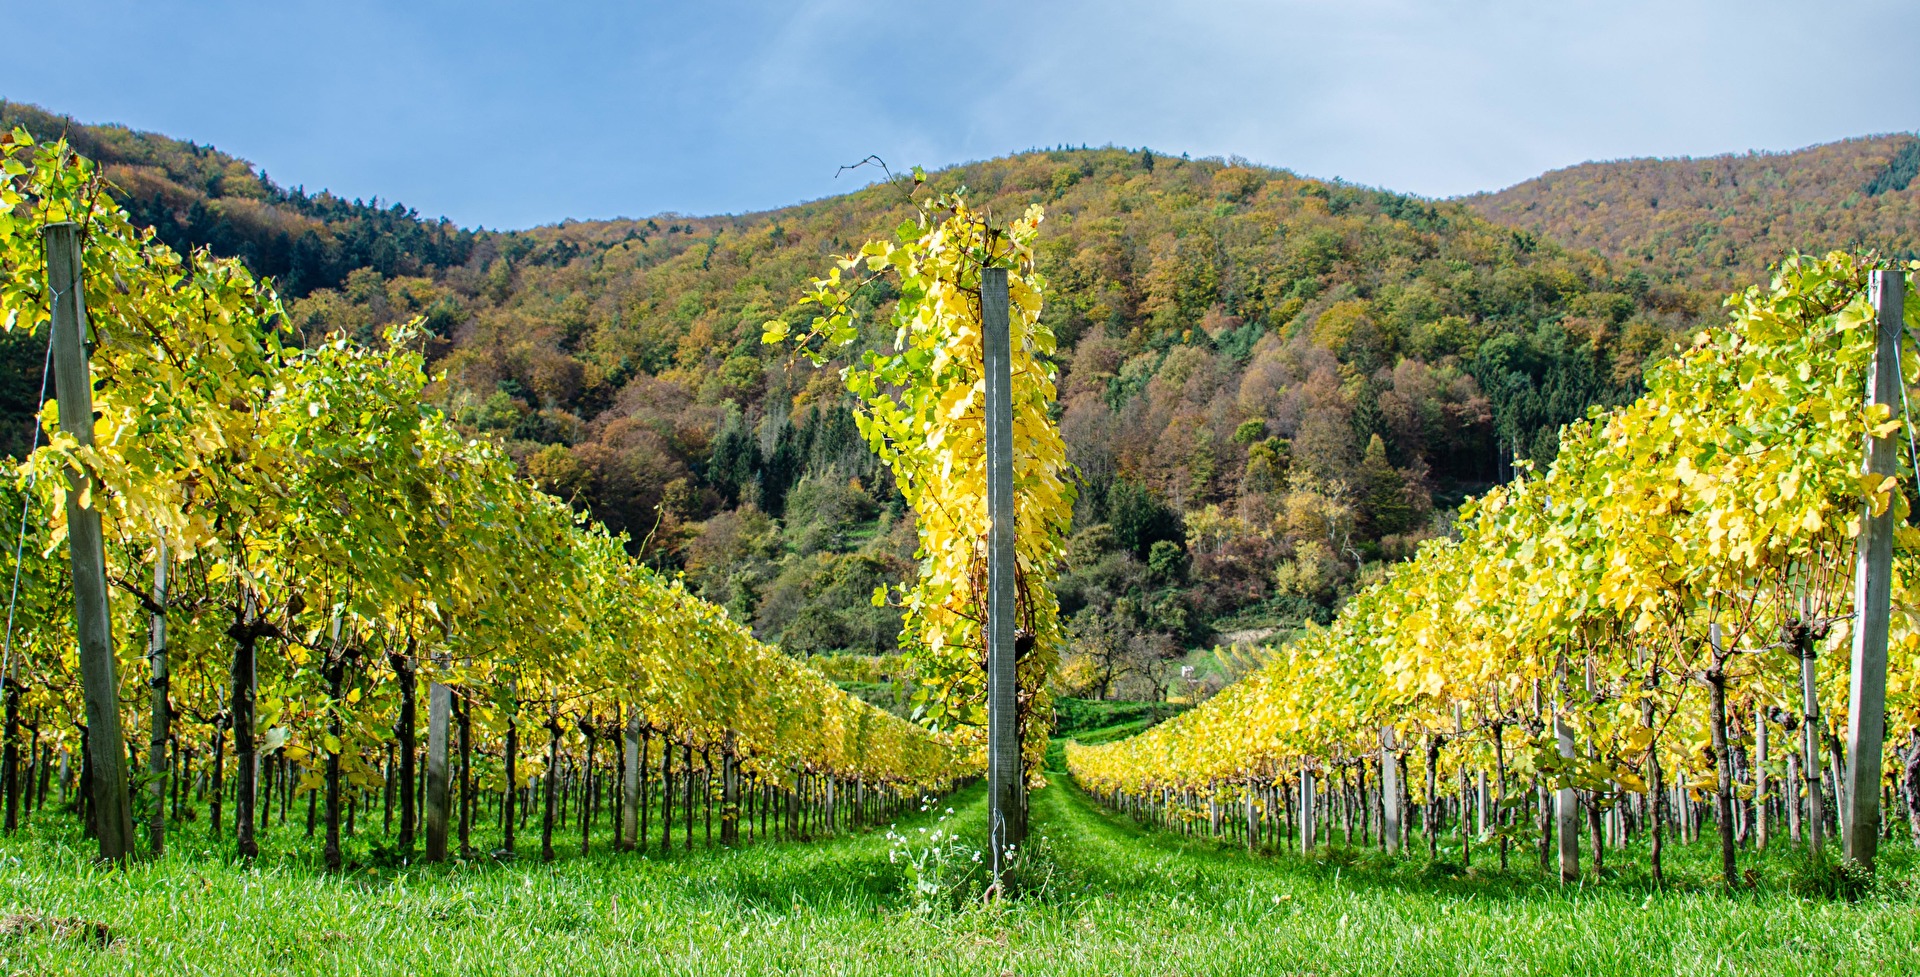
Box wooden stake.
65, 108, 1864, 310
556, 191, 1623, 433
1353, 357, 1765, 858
1843, 268, 1903, 869
1299, 762, 1315, 854
1555, 702, 1579, 883
1799, 621, 1824, 855
147, 540, 169, 855
423, 672, 452, 861
46, 223, 136, 863
1380, 725, 1401, 854
621, 708, 641, 851
1755, 703, 1769, 851
982, 266, 1023, 890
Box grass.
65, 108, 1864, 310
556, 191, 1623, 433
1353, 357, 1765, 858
1052, 697, 1185, 742
4, 727, 1919, 975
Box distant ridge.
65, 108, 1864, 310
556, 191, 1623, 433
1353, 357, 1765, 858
1465, 133, 1920, 292
0, 100, 477, 299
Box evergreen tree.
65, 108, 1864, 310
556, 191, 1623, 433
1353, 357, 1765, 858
1358, 434, 1412, 537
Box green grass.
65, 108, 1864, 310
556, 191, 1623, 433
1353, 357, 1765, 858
1051, 697, 1184, 740
5, 745, 1919, 975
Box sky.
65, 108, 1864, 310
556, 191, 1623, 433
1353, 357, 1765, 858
2, 0, 1917, 230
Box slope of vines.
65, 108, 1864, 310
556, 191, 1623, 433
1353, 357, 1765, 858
0, 132, 967, 864
1069, 251, 1920, 880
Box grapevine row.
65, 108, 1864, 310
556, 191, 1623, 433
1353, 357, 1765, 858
1069, 251, 1920, 885
0, 133, 968, 865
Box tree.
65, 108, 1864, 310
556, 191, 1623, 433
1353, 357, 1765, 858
1107, 480, 1182, 561
1358, 434, 1413, 537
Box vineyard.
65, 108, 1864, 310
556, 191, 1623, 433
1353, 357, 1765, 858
5, 126, 1920, 977
0, 132, 965, 874
1069, 251, 1920, 888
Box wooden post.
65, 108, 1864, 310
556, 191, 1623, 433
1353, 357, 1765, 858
621, 709, 641, 851
45, 223, 136, 863
1754, 703, 1769, 851
1380, 725, 1401, 854
1786, 750, 1803, 844
147, 540, 170, 855
1299, 762, 1315, 854
1475, 769, 1488, 840
1799, 624, 1824, 855
1244, 785, 1257, 852
423, 674, 452, 861
722, 731, 739, 846
1844, 268, 1903, 869
1555, 703, 1580, 883
982, 266, 1023, 891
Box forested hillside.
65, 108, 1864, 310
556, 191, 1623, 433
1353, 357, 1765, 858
0, 102, 478, 295
1, 103, 1706, 696
1467, 132, 1920, 292
0, 101, 480, 457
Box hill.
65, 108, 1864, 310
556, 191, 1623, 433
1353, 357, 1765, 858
0, 101, 486, 458
0, 101, 478, 295
1466, 133, 1920, 292
0, 103, 1706, 693
374, 145, 1699, 691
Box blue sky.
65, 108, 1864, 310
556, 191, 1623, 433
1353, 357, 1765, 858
3, 0, 1916, 230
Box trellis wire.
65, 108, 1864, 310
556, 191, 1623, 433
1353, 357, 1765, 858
1, 313, 61, 683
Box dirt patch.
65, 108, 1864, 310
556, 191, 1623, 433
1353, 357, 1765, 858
1216, 628, 1276, 646
0, 910, 113, 947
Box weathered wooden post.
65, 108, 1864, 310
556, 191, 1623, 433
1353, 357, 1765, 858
1786, 749, 1803, 844
982, 265, 1023, 893
1380, 725, 1401, 853
45, 222, 137, 863
1476, 769, 1489, 840
1755, 703, 1769, 851
621, 707, 641, 851
1843, 267, 1903, 869
1555, 701, 1580, 883
424, 670, 452, 861
1299, 761, 1315, 854
1244, 785, 1258, 852
1799, 615, 1824, 855
147, 540, 169, 855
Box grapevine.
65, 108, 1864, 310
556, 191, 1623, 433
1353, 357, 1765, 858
0, 133, 969, 864
767, 186, 1074, 785
1069, 251, 1920, 883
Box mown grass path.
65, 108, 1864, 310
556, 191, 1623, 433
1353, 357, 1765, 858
1030, 772, 1919, 975
4, 756, 1918, 975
